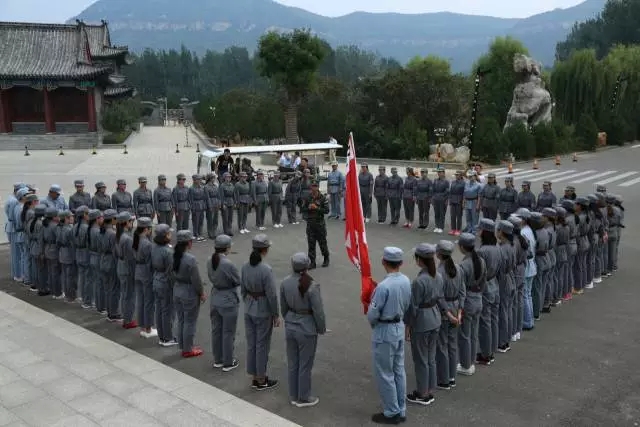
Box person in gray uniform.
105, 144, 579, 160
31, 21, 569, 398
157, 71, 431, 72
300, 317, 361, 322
241, 234, 280, 390
204, 173, 221, 238
359, 163, 374, 223
507, 215, 528, 341
252, 170, 269, 230
480, 173, 500, 220
585, 195, 599, 289
327, 162, 345, 219
285, 171, 302, 225
28, 204, 47, 293
516, 209, 537, 330
432, 167, 450, 233
6, 183, 25, 281
530, 212, 550, 319
416, 169, 433, 230
559, 185, 577, 203
57, 210, 76, 302
554, 207, 570, 304
133, 177, 155, 220
91, 182, 112, 211
281, 252, 326, 407
435, 240, 465, 390
73, 206, 90, 302
42, 185, 68, 211
561, 200, 577, 299
173, 230, 206, 358
99, 209, 119, 321
235, 172, 252, 234
536, 181, 557, 211
189, 174, 207, 241
219, 172, 236, 236
87, 210, 105, 311
456, 233, 486, 376
463, 170, 482, 234
111, 179, 133, 214
374, 166, 389, 224
134, 217, 157, 338
299, 169, 313, 218
367, 247, 411, 424
386, 167, 403, 226
606, 194, 622, 275
476, 218, 501, 366
517, 181, 536, 210
541, 208, 557, 311
268, 171, 284, 228
152, 224, 177, 346
209, 234, 241, 371
449, 171, 465, 235
42, 207, 61, 298
11, 189, 30, 287
115, 212, 138, 329
401, 167, 417, 228
592, 193, 607, 285
19, 193, 37, 288
613, 195, 624, 272
498, 177, 518, 220
495, 220, 516, 353
153, 175, 174, 226
69, 180, 91, 213
172, 173, 191, 231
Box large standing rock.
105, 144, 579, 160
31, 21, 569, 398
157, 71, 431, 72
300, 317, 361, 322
504, 54, 553, 131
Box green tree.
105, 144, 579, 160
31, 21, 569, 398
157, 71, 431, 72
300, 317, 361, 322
502, 122, 535, 161
256, 29, 328, 143
474, 117, 507, 164
575, 113, 599, 151
531, 122, 557, 158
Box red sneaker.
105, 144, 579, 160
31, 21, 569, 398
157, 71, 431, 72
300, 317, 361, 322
122, 321, 138, 329
182, 346, 204, 358
563, 293, 572, 301
454, 230, 461, 236
448, 230, 456, 235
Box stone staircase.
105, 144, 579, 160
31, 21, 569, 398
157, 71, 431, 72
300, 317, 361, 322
0, 133, 102, 151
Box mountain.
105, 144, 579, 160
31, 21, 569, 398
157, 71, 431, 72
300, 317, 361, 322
71, 0, 606, 72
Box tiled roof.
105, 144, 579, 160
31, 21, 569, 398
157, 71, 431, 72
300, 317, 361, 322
0, 21, 128, 80
104, 86, 136, 97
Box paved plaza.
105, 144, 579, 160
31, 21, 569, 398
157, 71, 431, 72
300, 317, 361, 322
2, 128, 640, 426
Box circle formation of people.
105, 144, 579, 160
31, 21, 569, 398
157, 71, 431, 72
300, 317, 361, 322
3, 163, 625, 424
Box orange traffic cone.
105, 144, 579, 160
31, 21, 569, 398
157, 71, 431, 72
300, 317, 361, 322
572, 152, 578, 162
508, 162, 513, 174
533, 159, 539, 170
555, 155, 561, 166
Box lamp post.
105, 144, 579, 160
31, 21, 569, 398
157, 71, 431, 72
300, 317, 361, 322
468, 68, 492, 154
157, 97, 168, 126
610, 74, 628, 112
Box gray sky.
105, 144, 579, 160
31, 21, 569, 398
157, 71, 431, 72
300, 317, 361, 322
2, 0, 587, 22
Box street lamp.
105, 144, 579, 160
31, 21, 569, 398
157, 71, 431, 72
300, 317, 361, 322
468, 68, 492, 154
157, 97, 168, 126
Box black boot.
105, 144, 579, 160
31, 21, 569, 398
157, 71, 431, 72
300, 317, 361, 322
322, 257, 329, 267
309, 260, 317, 270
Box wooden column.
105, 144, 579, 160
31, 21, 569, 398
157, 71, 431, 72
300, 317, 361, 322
43, 88, 55, 133
0, 89, 7, 133
87, 87, 97, 132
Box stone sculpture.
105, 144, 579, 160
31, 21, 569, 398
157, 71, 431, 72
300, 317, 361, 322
504, 54, 553, 131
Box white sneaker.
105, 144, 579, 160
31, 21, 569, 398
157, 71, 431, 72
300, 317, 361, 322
140, 329, 158, 338
365, 218, 370, 223
511, 334, 518, 343
585, 281, 594, 289
159, 339, 178, 347
593, 277, 602, 284
456, 364, 475, 376
244, 228, 251, 233
278, 224, 284, 228
258, 226, 266, 231
516, 332, 521, 341
294, 397, 319, 408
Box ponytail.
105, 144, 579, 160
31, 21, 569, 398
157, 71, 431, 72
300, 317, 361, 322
133, 226, 145, 251
87, 218, 96, 245
249, 249, 262, 266
442, 255, 457, 278
20, 202, 30, 223
480, 230, 497, 246
173, 241, 188, 271
75, 216, 83, 236
425, 257, 437, 277
516, 230, 529, 251
211, 247, 226, 271
42, 217, 51, 228
29, 214, 40, 234
471, 248, 483, 281
298, 271, 313, 297
116, 222, 125, 243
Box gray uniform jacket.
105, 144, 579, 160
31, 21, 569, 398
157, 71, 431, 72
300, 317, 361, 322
74, 223, 89, 265
111, 191, 133, 213
402, 176, 417, 199
432, 178, 450, 202
477, 245, 501, 301
91, 193, 112, 211
88, 226, 101, 265
556, 224, 569, 263
252, 180, 269, 204
208, 255, 241, 309
497, 242, 516, 292
151, 243, 174, 292
174, 252, 204, 297
69, 191, 91, 213
385, 175, 403, 199
517, 191, 536, 210
536, 192, 557, 211
373, 174, 388, 198
459, 254, 486, 312
205, 182, 221, 209
285, 178, 301, 202
172, 186, 190, 211
546, 225, 557, 268
327, 171, 345, 194
280, 273, 326, 335
115, 232, 134, 277
415, 178, 433, 201
133, 188, 155, 217
134, 237, 153, 283
43, 223, 59, 260
608, 207, 622, 240
497, 187, 518, 214
513, 237, 527, 281
219, 182, 236, 206
99, 228, 117, 272
268, 180, 283, 200
57, 224, 75, 265
189, 185, 207, 211
576, 213, 590, 252
240, 262, 279, 318
449, 180, 465, 204
567, 215, 578, 256
153, 186, 173, 213
438, 263, 466, 314
359, 172, 374, 197
234, 181, 252, 204
29, 219, 43, 257
480, 184, 500, 209
534, 228, 551, 271
404, 269, 443, 333
367, 272, 412, 343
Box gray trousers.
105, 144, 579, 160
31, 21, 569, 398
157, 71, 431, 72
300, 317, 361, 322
389, 198, 401, 223
287, 198, 298, 223
176, 210, 190, 231
594, 241, 603, 278
375, 196, 387, 222
155, 286, 174, 342
607, 238, 619, 272
586, 245, 595, 284
498, 287, 514, 346
433, 200, 447, 229
175, 294, 200, 352
269, 196, 282, 225
157, 211, 173, 226
329, 193, 341, 217
222, 206, 234, 234
436, 320, 457, 384
575, 250, 588, 290
286, 329, 318, 402
410, 329, 437, 393
61, 263, 76, 300
450, 203, 463, 231
555, 263, 566, 300
29, 254, 39, 290
567, 253, 576, 293
94, 264, 106, 312
245, 314, 273, 377
458, 307, 480, 369
119, 273, 136, 324
482, 207, 498, 221
206, 209, 219, 238
211, 305, 239, 366
402, 198, 415, 222
479, 291, 499, 357
77, 263, 88, 300
255, 202, 267, 227
37, 258, 48, 292
47, 258, 61, 297
237, 204, 249, 229
103, 269, 120, 319
602, 238, 609, 274
361, 194, 372, 219
512, 277, 524, 335
417, 199, 430, 228
544, 265, 555, 305
192, 210, 205, 237
136, 278, 155, 329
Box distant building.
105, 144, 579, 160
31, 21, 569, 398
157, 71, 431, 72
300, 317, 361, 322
0, 20, 135, 148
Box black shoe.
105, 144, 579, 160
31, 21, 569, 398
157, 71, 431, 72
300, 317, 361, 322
523, 325, 535, 331
255, 377, 278, 391
497, 344, 511, 353
489, 354, 495, 363
437, 383, 450, 390
371, 412, 403, 424
449, 379, 456, 388
37, 290, 50, 297
321, 258, 329, 267
476, 354, 491, 365
222, 359, 239, 372
309, 262, 316, 270
534, 316, 541, 321
418, 225, 425, 229
542, 306, 551, 313
407, 390, 435, 405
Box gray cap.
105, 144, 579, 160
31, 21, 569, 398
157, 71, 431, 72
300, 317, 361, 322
240, 171, 248, 177
587, 194, 598, 203
291, 252, 311, 272
155, 224, 173, 239
158, 174, 167, 181
331, 161, 338, 166
515, 207, 531, 220
58, 210, 72, 219
13, 182, 26, 191
596, 185, 607, 192
414, 243, 436, 258
575, 196, 589, 206
138, 176, 147, 183
74, 179, 84, 186
378, 166, 386, 170
273, 171, 280, 176
488, 173, 496, 178
88, 209, 102, 220
555, 206, 567, 218
457, 232, 476, 247
95, 181, 106, 189
137, 217, 153, 228
565, 185, 575, 192
605, 194, 616, 204
223, 172, 231, 178
529, 211, 544, 225
116, 179, 126, 185
435, 166, 445, 172
436, 240, 455, 256
76, 205, 89, 215
542, 207, 556, 218
522, 181, 531, 186
507, 215, 523, 229
103, 209, 117, 220
478, 218, 496, 232
595, 192, 605, 202
214, 234, 233, 249
192, 174, 200, 180
176, 230, 193, 243
34, 204, 47, 216
543, 181, 552, 186
614, 195, 623, 203
497, 220, 514, 235
24, 193, 38, 203
116, 211, 132, 223
383, 246, 403, 262
45, 207, 58, 218
49, 184, 62, 193
561, 200, 575, 211
252, 234, 272, 249
504, 176, 513, 182
16, 187, 29, 199
177, 173, 186, 180
256, 170, 264, 175
390, 167, 398, 173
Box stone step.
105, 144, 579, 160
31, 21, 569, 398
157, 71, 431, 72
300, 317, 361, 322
0, 133, 102, 150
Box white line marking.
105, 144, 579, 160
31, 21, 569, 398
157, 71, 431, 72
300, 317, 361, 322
571, 171, 617, 184
631, 144, 640, 148
548, 170, 596, 182
596, 171, 638, 185
495, 169, 546, 179
618, 176, 640, 187
496, 169, 559, 180
484, 168, 506, 174
528, 170, 577, 182
493, 169, 526, 178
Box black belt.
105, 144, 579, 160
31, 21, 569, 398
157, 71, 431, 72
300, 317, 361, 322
465, 197, 478, 200
247, 291, 266, 298
378, 316, 401, 323
214, 286, 237, 291
486, 275, 496, 281
536, 251, 547, 256
418, 302, 436, 309
271, 192, 281, 195
469, 286, 483, 293
136, 261, 147, 265
118, 257, 125, 260
445, 297, 458, 302
290, 309, 313, 315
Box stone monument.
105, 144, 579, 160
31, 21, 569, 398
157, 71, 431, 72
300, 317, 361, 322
504, 54, 553, 131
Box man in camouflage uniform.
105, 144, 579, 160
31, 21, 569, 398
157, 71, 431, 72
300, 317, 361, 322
301, 182, 330, 269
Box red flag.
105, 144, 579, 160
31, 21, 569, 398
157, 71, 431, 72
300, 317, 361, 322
344, 133, 374, 314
